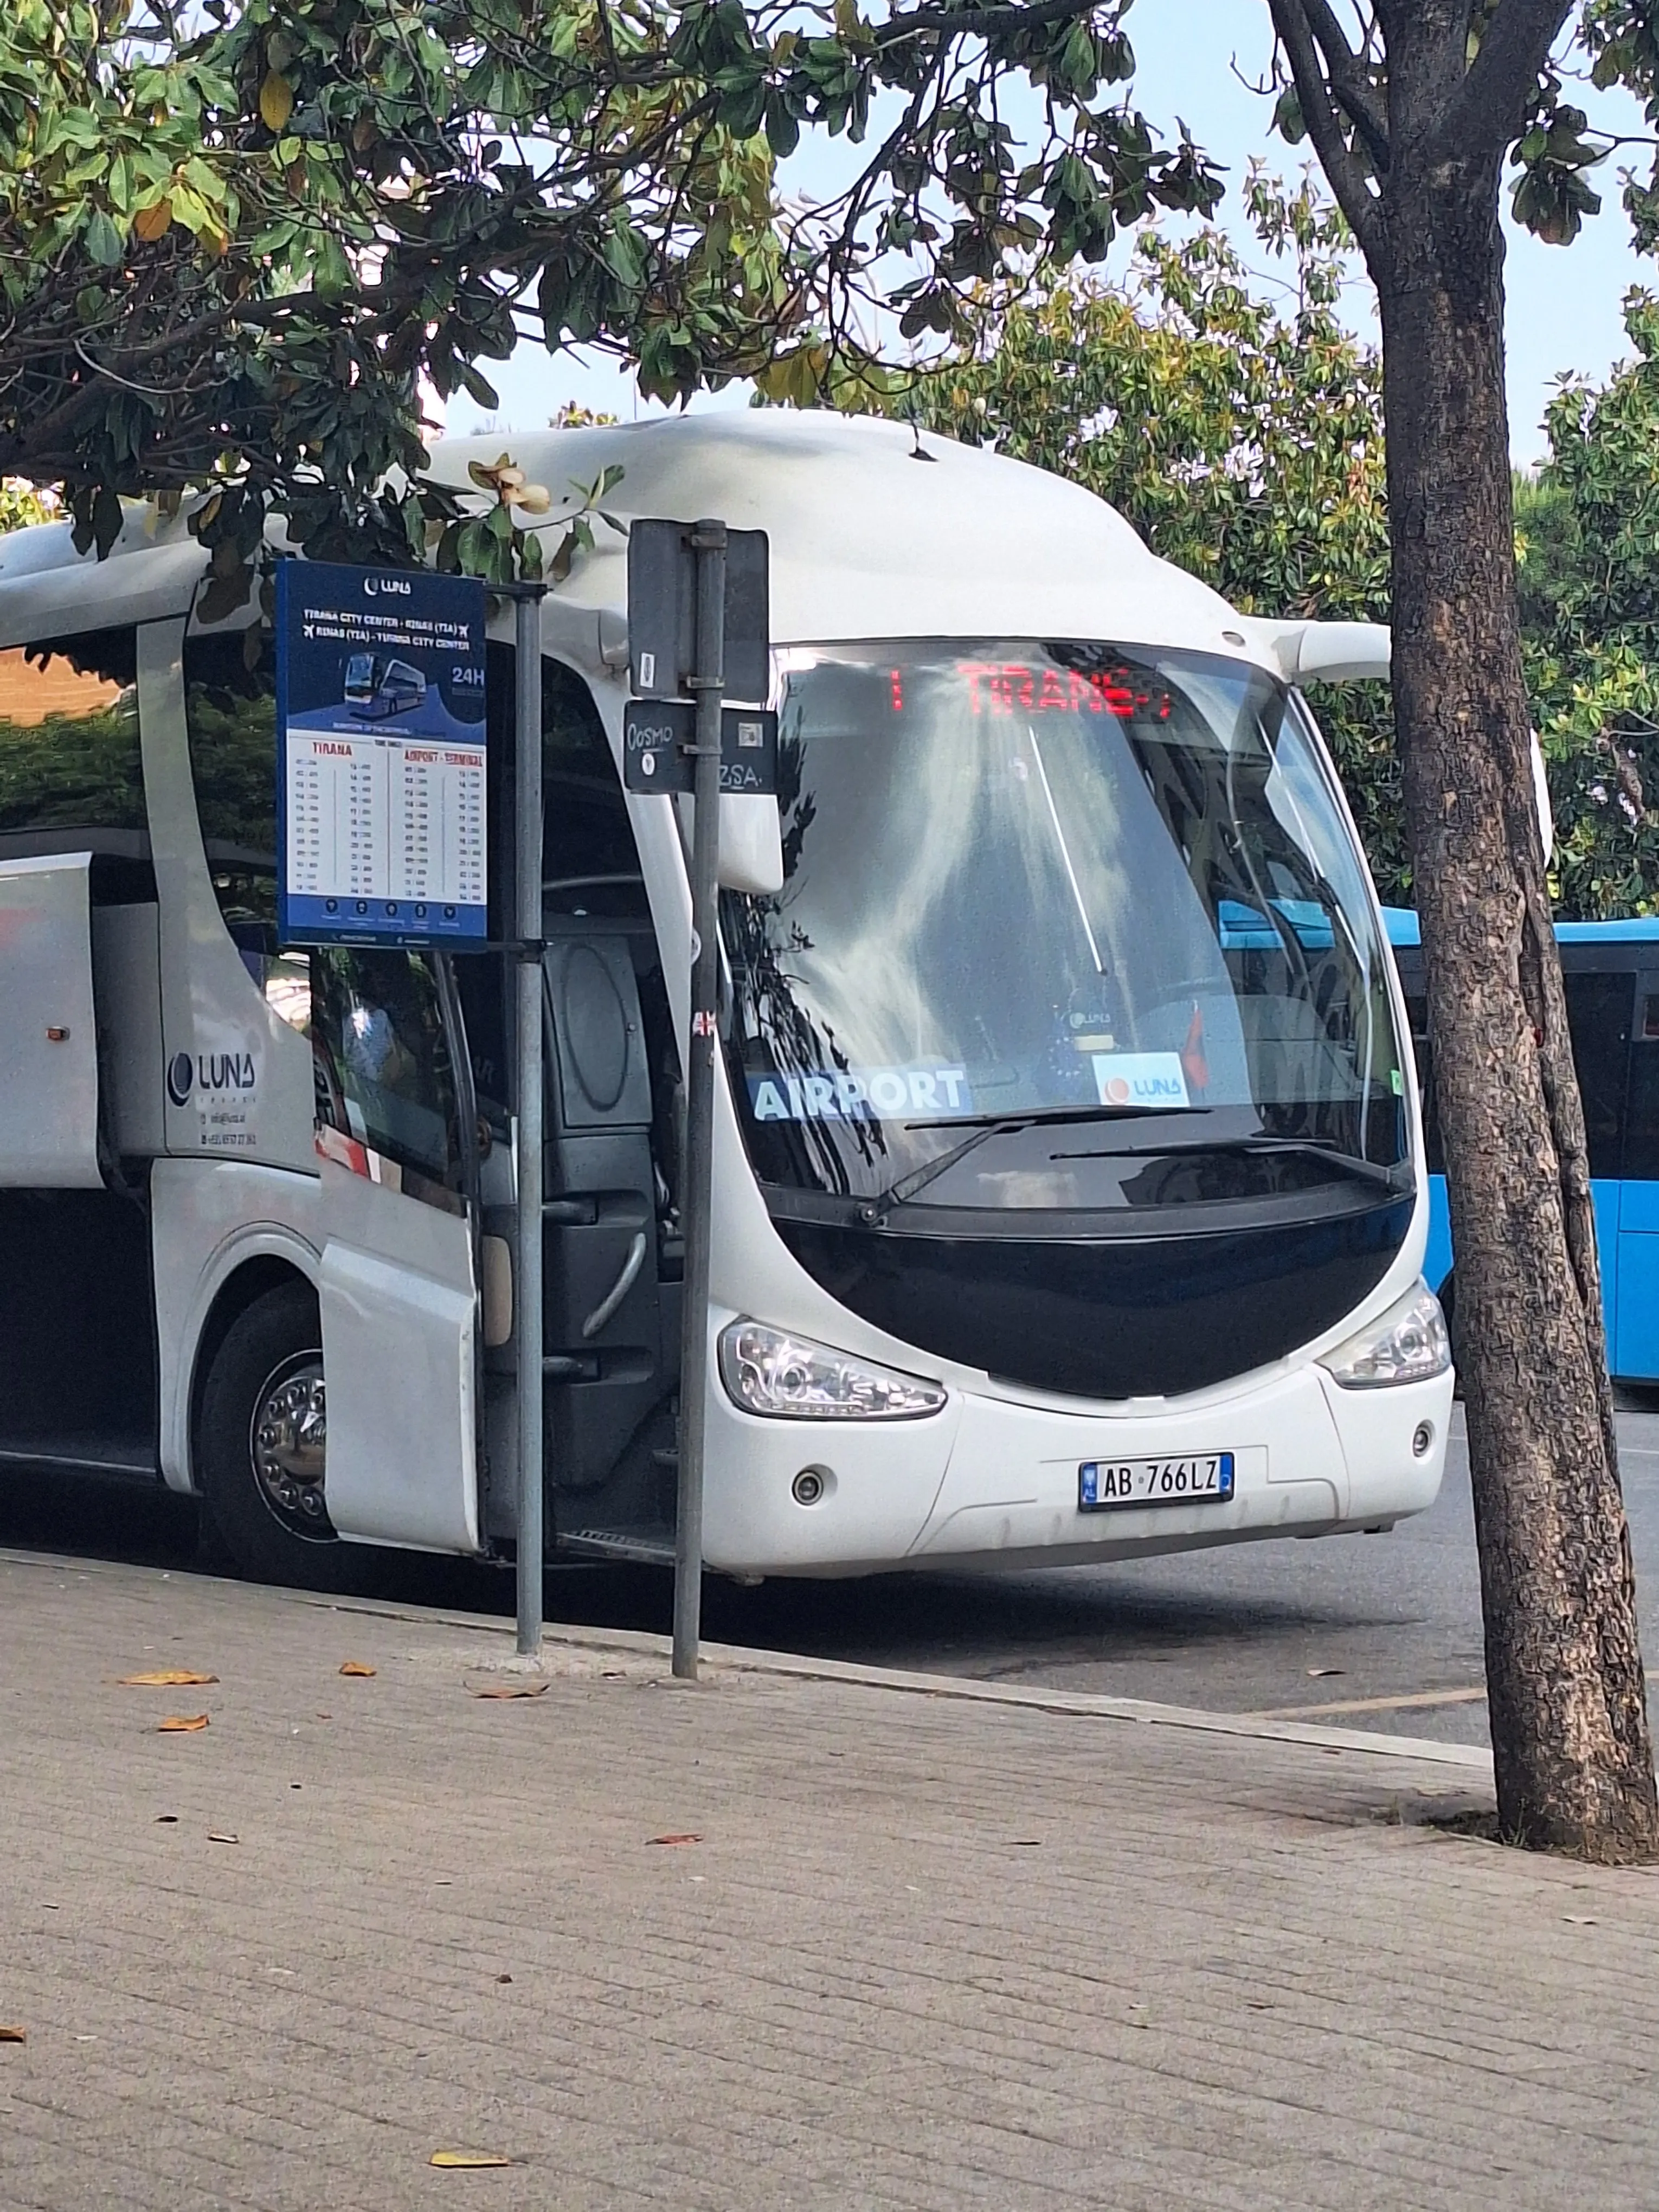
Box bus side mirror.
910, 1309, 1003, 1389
1243, 615, 1555, 859
717, 793, 785, 896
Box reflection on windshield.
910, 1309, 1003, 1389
722, 640, 1406, 1205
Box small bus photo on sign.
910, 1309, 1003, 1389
276, 562, 488, 948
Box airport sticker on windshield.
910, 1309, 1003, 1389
1090, 1052, 1190, 1110
748, 1066, 974, 1122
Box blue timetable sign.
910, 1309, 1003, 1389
276, 561, 488, 948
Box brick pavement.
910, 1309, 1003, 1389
2, 1545, 1657, 2212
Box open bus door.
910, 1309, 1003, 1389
304, 947, 483, 1555
469, 645, 682, 1568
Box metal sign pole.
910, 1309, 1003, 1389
672, 519, 728, 1681
513, 586, 546, 1657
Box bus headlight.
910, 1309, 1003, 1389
1320, 1283, 1451, 1389
718, 1321, 947, 1420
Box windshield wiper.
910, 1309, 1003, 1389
1052, 1132, 1406, 1190
860, 1103, 1206, 1221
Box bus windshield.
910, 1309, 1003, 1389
723, 639, 1406, 1205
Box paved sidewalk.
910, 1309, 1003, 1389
3, 1549, 1658, 2212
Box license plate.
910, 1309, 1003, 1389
1078, 1453, 1235, 1511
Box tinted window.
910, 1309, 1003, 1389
0, 630, 142, 841
310, 948, 462, 1191
183, 630, 276, 940
484, 642, 644, 927
1622, 985, 1659, 1183
1565, 972, 1632, 1180
1403, 991, 1443, 1174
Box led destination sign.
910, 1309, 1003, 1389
885, 661, 1175, 722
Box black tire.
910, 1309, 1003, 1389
197, 1281, 371, 1592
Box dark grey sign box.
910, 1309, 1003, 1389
627, 520, 770, 705
623, 699, 779, 795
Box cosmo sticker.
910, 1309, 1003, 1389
748, 1065, 973, 1122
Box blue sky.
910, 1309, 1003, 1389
447, 1, 1656, 465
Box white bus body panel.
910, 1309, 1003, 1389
136, 621, 315, 1173
696, 1302, 1450, 1580
315, 1156, 479, 1553
0, 852, 102, 1187
150, 1158, 324, 1494
150, 1152, 480, 1552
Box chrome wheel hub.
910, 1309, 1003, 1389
251, 1356, 331, 1538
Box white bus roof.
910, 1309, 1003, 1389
0, 408, 1267, 671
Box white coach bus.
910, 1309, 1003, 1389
0, 409, 1451, 1589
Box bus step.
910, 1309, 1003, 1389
560, 1526, 676, 1566
0, 1434, 159, 1481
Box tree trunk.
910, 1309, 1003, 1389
1378, 146, 1659, 1858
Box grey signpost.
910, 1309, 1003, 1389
676, 520, 726, 1680
512, 585, 546, 1657
626, 519, 770, 1681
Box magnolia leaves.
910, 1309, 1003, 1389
1, 0, 1229, 563
1510, 103, 1606, 247
259, 73, 295, 135
429, 456, 625, 589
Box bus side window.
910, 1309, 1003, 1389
0, 628, 143, 847
1403, 991, 1443, 1174
1564, 972, 1633, 1180
182, 629, 280, 978
1621, 985, 1659, 1183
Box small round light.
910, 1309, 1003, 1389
792, 1469, 825, 1506
1412, 1422, 1434, 1459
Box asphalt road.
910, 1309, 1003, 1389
6, 1402, 1659, 1746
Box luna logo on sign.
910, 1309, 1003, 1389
748, 1066, 972, 1122
1090, 1052, 1189, 1109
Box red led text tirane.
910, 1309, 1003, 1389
886, 663, 1172, 719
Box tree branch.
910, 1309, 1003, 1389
1299, 0, 1390, 173
1268, 0, 1386, 269
876, 0, 1095, 49
1445, 0, 1576, 153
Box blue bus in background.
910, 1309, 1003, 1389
1384, 908, 1659, 1383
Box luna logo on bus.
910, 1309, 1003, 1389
166, 1048, 258, 1107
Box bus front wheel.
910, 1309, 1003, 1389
198, 1283, 369, 1592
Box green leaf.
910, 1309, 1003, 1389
83, 209, 124, 268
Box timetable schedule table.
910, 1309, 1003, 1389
285, 731, 486, 917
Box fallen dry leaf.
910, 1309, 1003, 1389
1306, 1667, 1346, 1679
117, 1670, 218, 1688
470, 1680, 550, 1701
647, 1833, 702, 1847
1564, 1914, 1599, 1926
0, 2026, 25, 2044
207, 1831, 240, 1846
154, 1815, 178, 1825
338, 1661, 377, 1678
429, 2150, 512, 2169
157, 1714, 209, 1734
